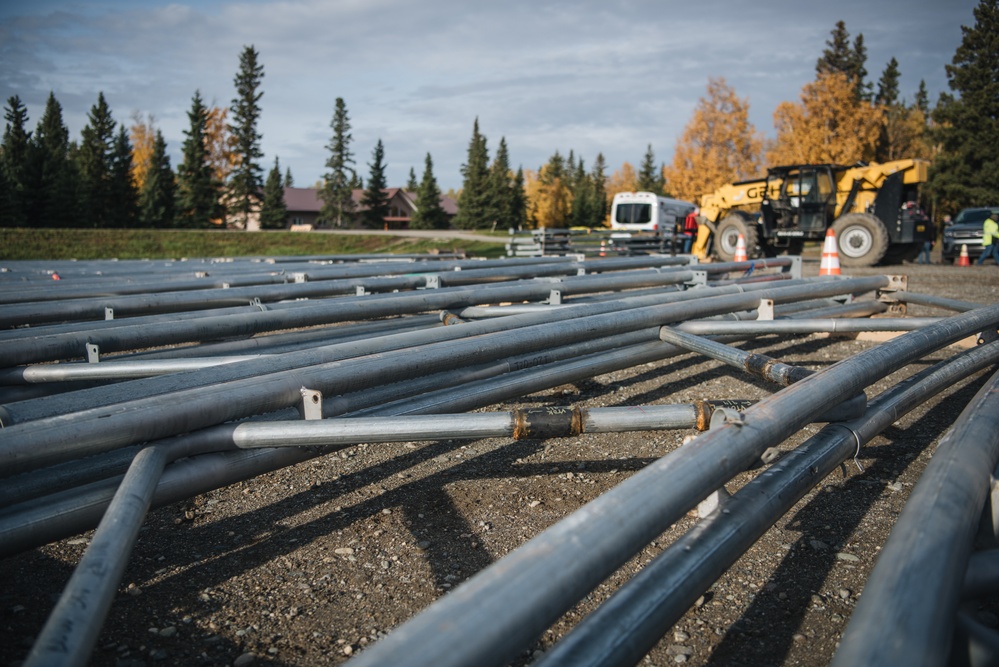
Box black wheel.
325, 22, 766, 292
714, 212, 759, 262
831, 213, 889, 267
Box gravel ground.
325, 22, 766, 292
2, 254, 998, 667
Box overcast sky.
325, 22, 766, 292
0, 0, 978, 192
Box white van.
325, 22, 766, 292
610, 192, 697, 237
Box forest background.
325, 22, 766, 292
2, 4, 998, 234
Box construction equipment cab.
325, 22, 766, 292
698, 159, 931, 266
610, 192, 697, 239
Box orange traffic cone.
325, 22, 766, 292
733, 234, 748, 262
957, 244, 971, 267
819, 228, 841, 275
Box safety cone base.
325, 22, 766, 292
957, 244, 970, 267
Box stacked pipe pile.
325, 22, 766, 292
1, 251, 998, 667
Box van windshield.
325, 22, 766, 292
615, 203, 652, 225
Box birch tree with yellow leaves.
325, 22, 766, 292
129, 112, 156, 192
662, 77, 762, 204
524, 151, 572, 228
767, 71, 884, 165
605, 161, 638, 203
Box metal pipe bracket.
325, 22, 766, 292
298, 388, 323, 420
876, 275, 908, 316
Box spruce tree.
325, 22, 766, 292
637, 144, 664, 193
109, 124, 139, 228
283, 167, 294, 188
591, 153, 609, 227
875, 57, 901, 105
361, 139, 390, 228
319, 98, 356, 227
229, 45, 265, 229
817, 21, 870, 99
914, 80, 930, 118
410, 153, 448, 230
510, 167, 528, 230
30, 93, 77, 228
406, 167, 418, 191
139, 130, 175, 228
487, 137, 513, 227
1, 96, 31, 227
453, 118, 491, 229
176, 91, 219, 228
929, 0, 999, 210
76, 92, 117, 228
569, 156, 597, 229
260, 157, 288, 229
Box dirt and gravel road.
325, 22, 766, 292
2, 255, 998, 667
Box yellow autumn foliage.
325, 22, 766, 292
129, 112, 156, 192
767, 71, 884, 165
524, 166, 572, 229
205, 106, 239, 183
663, 78, 763, 204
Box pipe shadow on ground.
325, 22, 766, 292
702, 370, 991, 666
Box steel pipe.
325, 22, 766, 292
675, 317, 941, 335
341, 303, 999, 667
535, 339, 999, 667
23, 444, 172, 667
832, 367, 999, 667
0, 277, 891, 476
231, 404, 726, 449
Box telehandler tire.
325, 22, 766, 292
715, 212, 759, 262
831, 213, 889, 267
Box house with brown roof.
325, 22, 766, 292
282, 187, 457, 230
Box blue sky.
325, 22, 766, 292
0, 0, 978, 192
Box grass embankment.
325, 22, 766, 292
0, 228, 507, 261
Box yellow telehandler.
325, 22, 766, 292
695, 159, 931, 266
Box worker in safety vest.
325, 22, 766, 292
977, 211, 999, 265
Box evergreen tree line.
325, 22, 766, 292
3, 4, 997, 231
0, 45, 290, 230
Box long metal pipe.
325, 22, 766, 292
230, 404, 721, 449
0, 279, 761, 424
0, 266, 708, 366
0, 282, 889, 552
675, 317, 940, 335
831, 368, 999, 666
534, 340, 999, 667
341, 304, 999, 667
22, 444, 172, 667
659, 326, 814, 386
0, 256, 584, 305
2, 258, 675, 327
0, 278, 890, 476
